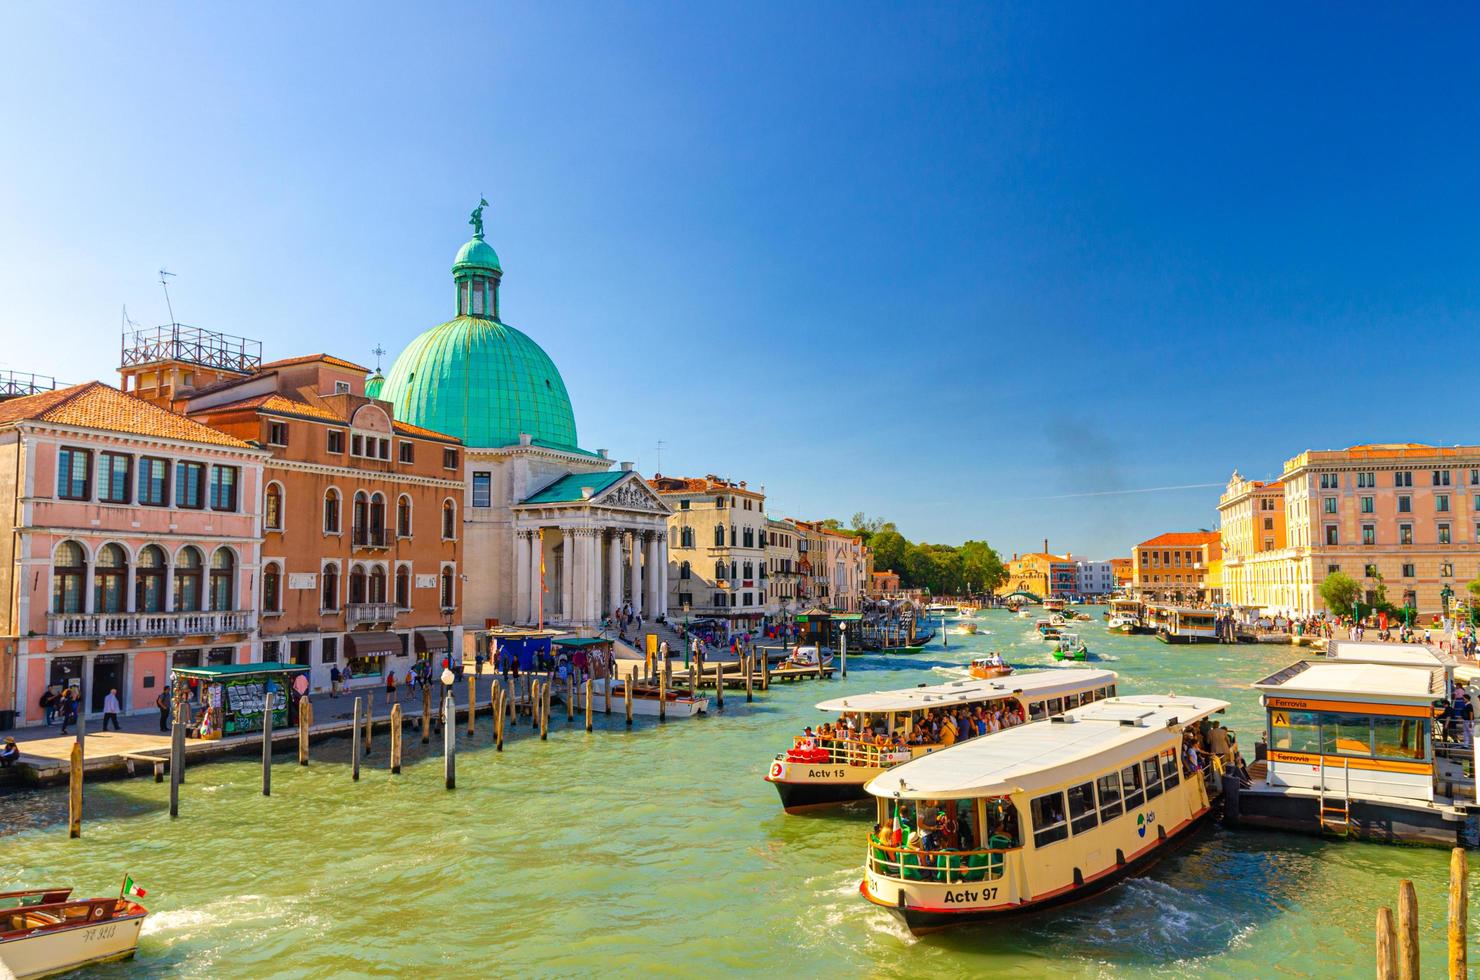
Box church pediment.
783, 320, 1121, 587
592, 474, 670, 514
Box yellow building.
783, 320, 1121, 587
1218, 444, 1480, 616
994, 552, 1074, 599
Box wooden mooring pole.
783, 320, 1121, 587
585, 678, 593, 732
624, 673, 633, 727
67, 742, 83, 838
298, 696, 311, 766
540, 682, 550, 741
714, 661, 724, 708
761, 652, 769, 690
495, 686, 506, 752
1397, 878, 1419, 980
1450, 847, 1468, 979
745, 655, 753, 703
1377, 906, 1397, 980
169, 688, 185, 818
658, 663, 667, 722
362, 700, 372, 755
603, 666, 612, 715
443, 694, 456, 790
390, 703, 403, 774
689, 662, 697, 697
261, 692, 273, 797
351, 697, 362, 782
421, 682, 432, 744
468, 676, 477, 737
567, 674, 575, 723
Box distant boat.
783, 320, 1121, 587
1052, 632, 1089, 661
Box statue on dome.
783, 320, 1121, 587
469, 197, 490, 239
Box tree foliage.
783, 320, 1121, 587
841, 515, 1006, 595
1318, 571, 1360, 617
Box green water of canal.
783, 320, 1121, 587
2, 609, 1469, 977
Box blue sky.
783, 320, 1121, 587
2, 3, 1478, 558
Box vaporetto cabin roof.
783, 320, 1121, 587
1254, 660, 1443, 704
866, 694, 1228, 801
1324, 640, 1453, 669
813, 668, 1117, 714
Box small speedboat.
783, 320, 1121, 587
593, 679, 709, 716
1049, 613, 1069, 627
957, 605, 979, 618
957, 622, 978, 635
788, 645, 835, 669
969, 655, 1012, 679
1052, 633, 1089, 661
0, 886, 148, 978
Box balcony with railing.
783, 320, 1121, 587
347, 602, 398, 628
351, 524, 389, 550
47, 609, 256, 641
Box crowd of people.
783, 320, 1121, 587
799, 700, 1028, 756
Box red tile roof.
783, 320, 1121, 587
259, 353, 370, 373
1136, 531, 1220, 548
0, 382, 252, 447
203, 392, 460, 443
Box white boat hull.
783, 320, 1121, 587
594, 680, 709, 716
0, 916, 144, 979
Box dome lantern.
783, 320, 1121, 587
454, 198, 502, 319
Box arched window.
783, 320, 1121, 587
349, 563, 367, 604
397, 495, 412, 537
93, 544, 128, 613
680, 560, 691, 580
681, 526, 695, 548
442, 500, 456, 540
714, 560, 726, 580
730, 560, 738, 579
369, 492, 386, 544
263, 561, 282, 613
395, 566, 410, 608
713, 525, 724, 547
321, 564, 339, 610
209, 547, 236, 611
742, 561, 753, 580
324, 488, 341, 533
353, 491, 369, 545
369, 565, 387, 603
265, 483, 283, 531
440, 566, 454, 609
136, 545, 166, 613
174, 546, 203, 612
52, 541, 86, 614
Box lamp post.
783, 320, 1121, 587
682, 601, 692, 667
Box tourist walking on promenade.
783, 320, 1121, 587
58, 689, 78, 736
39, 686, 58, 726
101, 688, 122, 731
330, 665, 342, 696
385, 671, 398, 706
155, 689, 170, 732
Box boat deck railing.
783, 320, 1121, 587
867, 840, 1016, 884
789, 735, 914, 768
0, 897, 136, 939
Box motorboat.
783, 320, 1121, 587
957, 622, 979, 635
1052, 632, 1089, 661
592, 678, 709, 717
860, 694, 1229, 932
765, 669, 1118, 811
788, 645, 835, 669
969, 654, 1013, 679
0, 887, 148, 978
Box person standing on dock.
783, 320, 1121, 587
58, 689, 78, 736
102, 689, 122, 731
40, 687, 58, 726
385, 671, 398, 706
330, 665, 343, 697
156, 688, 170, 732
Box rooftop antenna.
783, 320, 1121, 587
158, 269, 178, 326
655, 439, 667, 473
372, 344, 387, 372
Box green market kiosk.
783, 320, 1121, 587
171, 662, 308, 738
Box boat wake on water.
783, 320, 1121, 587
1019, 876, 1253, 962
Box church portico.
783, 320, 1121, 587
511, 471, 671, 627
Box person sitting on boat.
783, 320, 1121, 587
0, 736, 18, 768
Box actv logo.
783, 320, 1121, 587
1136, 813, 1147, 838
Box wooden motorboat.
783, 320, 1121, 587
593, 678, 709, 716
0, 887, 147, 979
957, 622, 979, 636
969, 655, 1012, 679
788, 645, 835, 670
766, 669, 1118, 811
860, 694, 1229, 933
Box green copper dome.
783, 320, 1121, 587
453, 237, 501, 273
381, 316, 578, 450
364, 369, 385, 399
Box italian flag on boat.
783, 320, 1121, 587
121, 876, 147, 899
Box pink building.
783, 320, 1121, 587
0, 382, 267, 727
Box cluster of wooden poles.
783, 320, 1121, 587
1375, 848, 1468, 979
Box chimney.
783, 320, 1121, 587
1043, 538, 1049, 555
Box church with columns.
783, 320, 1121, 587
378, 206, 671, 629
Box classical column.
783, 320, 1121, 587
629, 531, 644, 617
529, 528, 544, 624
515, 530, 531, 625
560, 528, 575, 623
658, 535, 669, 618
645, 532, 660, 616
585, 529, 602, 625
607, 530, 623, 615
